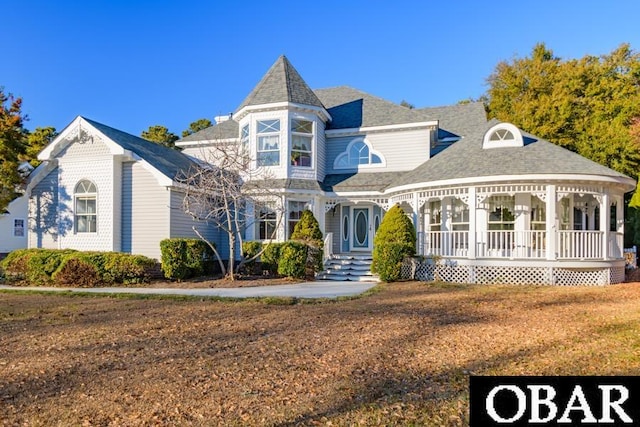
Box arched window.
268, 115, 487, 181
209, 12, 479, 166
483, 123, 524, 149
334, 138, 384, 169
75, 180, 97, 233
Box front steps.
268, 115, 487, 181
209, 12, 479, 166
316, 254, 379, 282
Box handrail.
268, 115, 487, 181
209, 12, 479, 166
323, 232, 334, 265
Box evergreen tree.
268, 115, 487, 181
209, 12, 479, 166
0, 88, 27, 212
141, 125, 179, 148
372, 204, 416, 282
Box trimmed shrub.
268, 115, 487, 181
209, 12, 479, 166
290, 210, 324, 275
241, 241, 263, 274
277, 241, 308, 279
291, 210, 323, 247
1, 249, 156, 287
53, 255, 103, 287
0, 248, 77, 284
160, 238, 215, 280
372, 204, 416, 282
26, 249, 76, 285
103, 253, 156, 284
261, 242, 283, 275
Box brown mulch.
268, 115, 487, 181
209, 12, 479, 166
1, 281, 640, 426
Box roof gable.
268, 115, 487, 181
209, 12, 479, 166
38, 116, 197, 184
314, 86, 426, 129
236, 55, 324, 111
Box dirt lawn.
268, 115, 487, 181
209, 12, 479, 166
2, 281, 640, 426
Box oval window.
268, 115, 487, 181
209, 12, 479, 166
342, 215, 349, 241
355, 211, 367, 245
374, 215, 380, 234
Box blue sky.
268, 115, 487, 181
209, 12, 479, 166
4, 0, 640, 136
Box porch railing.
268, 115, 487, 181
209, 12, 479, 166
418, 230, 623, 260
557, 230, 603, 259
323, 232, 334, 264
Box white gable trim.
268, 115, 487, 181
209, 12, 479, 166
235, 102, 331, 122
325, 120, 438, 137
39, 116, 126, 160
37, 116, 175, 187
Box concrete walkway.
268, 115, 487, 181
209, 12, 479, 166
0, 281, 378, 299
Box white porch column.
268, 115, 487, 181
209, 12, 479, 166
546, 184, 557, 261
616, 195, 624, 234
315, 197, 326, 236
600, 191, 610, 259
412, 192, 420, 232
514, 193, 529, 258
468, 187, 477, 259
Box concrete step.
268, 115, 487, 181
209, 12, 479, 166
316, 273, 379, 282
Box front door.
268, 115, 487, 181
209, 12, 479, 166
351, 207, 371, 251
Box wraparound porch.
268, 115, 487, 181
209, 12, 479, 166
418, 230, 624, 260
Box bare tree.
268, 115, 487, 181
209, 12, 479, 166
179, 135, 285, 280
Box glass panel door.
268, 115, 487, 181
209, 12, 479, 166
352, 207, 370, 251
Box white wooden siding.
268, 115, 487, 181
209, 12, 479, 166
326, 129, 431, 174
29, 168, 59, 249
56, 136, 117, 252
121, 162, 170, 260
0, 195, 28, 253
325, 208, 341, 254
169, 189, 226, 256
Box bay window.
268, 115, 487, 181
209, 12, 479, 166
257, 119, 280, 166
291, 119, 313, 167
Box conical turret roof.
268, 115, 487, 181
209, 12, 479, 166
236, 55, 325, 111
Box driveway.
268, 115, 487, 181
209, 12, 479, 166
0, 281, 378, 299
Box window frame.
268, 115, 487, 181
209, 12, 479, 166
290, 119, 313, 168
451, 198, 469, 231
333, 138, 385, 170
74, 180, 97, 234
287, 200, 310, 238
488, 195, 515, 231
256, 119, 280, 167
257, 203, 277, 240
13, 218, 25, 237
530, 196, 546, 231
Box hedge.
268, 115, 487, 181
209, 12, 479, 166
261, 242, 283, 275
241, 240, 263, 274
160, 238, 215, 280
0, 249, 156, 287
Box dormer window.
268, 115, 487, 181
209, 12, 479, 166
291, 119, 313, 167
334, 138, 385, 169
483, 123, 524, 149
257, 119, 280, 166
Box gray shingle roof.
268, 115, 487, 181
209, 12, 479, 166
388, 121, 631, 190
84, 117, 197, 181
236, 56, 324, 111
314, 86, 427, 129
179, 119, 239, 142
322, 172, 400, 193
416, 102, 487, 138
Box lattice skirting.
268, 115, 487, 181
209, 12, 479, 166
402, 259, 626, 286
